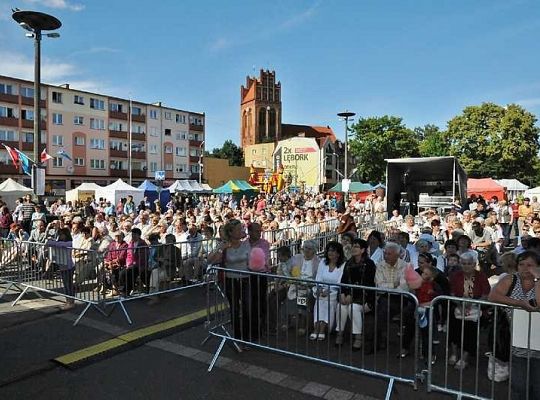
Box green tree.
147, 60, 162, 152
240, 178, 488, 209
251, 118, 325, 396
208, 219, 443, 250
209, 140, 244, 166
446, 103, 540, 182
349, 116, 419, 183
414, 124, 450, 157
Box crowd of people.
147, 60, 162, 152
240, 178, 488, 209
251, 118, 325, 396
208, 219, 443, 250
0, 190, 539, 398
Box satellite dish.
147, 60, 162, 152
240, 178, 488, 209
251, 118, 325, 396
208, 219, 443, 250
66, 165, 74, 174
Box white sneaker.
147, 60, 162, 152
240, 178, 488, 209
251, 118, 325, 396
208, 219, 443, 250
448, 354, 457, 366
454, 359, 468, 370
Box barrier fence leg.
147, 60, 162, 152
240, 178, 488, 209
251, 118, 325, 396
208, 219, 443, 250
92, 304, 109, 317
73, 302, 92, 326
0, 282, 20, 299
118, 300, 133, 325
384, 378, 394, 400
11, 286, 30, 306
208, 337, 227, 372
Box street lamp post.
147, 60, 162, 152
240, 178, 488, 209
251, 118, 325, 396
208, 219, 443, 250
337, 111, 355, 202
12, 10, 61, 197
198, 140, 205, 184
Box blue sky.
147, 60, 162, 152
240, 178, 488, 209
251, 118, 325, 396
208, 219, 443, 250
1, 0, 540, 150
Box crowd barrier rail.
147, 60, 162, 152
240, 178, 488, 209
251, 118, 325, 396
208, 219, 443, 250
205, 266, 422, 400
427, 295, 539, 400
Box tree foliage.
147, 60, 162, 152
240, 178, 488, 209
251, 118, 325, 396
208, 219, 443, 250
209, 140, 244, 166
349, 116, 419, 183
415, 124, 450, 157
446, 103, 540, 182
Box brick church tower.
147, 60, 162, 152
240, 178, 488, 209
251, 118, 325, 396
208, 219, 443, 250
240, 70, 282, 148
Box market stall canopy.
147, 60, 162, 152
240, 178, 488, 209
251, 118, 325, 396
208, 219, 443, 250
496, 179, 529, 201
0, 178, 32, 208
467, 178, 506, 200
66, 182, 102, 203
201, 183, 213, 192
137, 180, 170, 206
95, 179, 144, 205
213, 180, 258, 194
329, 182, 373, 193
524, 186, 540, 199
167, 180, 194, 193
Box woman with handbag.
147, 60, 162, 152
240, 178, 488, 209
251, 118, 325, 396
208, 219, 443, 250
448, 251, 490, 369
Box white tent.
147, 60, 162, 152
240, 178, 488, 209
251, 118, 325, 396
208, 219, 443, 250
167, 180, 194, 193
496, 179, 529, 201
65, 182, 103, 203
525, 186, 540, 199
95, 179, 144, 205
0, 179, 32, 209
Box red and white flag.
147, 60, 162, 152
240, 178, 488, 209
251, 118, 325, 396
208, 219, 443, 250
2, 143, 19, 167
40, 148, 53, 163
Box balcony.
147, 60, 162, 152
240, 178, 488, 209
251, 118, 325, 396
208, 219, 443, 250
189, 156, 200, 163
0, 163, 19, 174
189, 123, 204, 132
109, 110, 128, 120
21, 142, 46, 152
110, 168, 127, 177
132, 170, 147, 178
22, 119, 34, 129
20, 96, 46, 108
132, 151, 146, 160
109, 149, 128, 158
0, 116, 18, 127
189, 139, 204, 147
2, 140, 18, 149
131, 114, 145, 123
131, 132, 145, 141
109, 130, 128, 139
0, 93, 18, 104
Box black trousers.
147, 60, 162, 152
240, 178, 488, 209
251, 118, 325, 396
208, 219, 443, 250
376, 295, 416, 349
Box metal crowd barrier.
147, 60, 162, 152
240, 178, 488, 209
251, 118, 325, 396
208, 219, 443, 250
205, 266, 422, 400
0, 239, 25, 299
427, 295, 538, 400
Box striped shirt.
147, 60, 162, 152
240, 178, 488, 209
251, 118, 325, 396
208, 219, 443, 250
375, 258, 409, 291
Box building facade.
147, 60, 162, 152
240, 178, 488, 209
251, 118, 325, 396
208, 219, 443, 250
0, 75, 205, 194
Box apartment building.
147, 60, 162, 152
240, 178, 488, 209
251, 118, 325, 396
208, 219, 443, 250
0, 75, 205, 194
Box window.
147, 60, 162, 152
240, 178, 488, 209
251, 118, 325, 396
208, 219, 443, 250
132, 106, 142, 116
20, 87, 34, 98
190, 164, 199, 173
90, 139, 105, 149
52, 157, 63, 167
109, 140, 125, 151
74, 116, 84, 125
149, 110, 158, 119
0, 106, 15, 118
189, 148, 201, 157
52, 135, 63, 146
21, 109, 34, 120
175, 114, 181, 123
74, 137, 85, 146
149, 161, 158, 172
110, 103, 123, 112
164, 145, 173, 153
90, 159, 106, 170
109, 121, 125, 131
0, 84, 13, 95
52, 113, 63, 125
110, 160, 126, 170
164, 128, 171, 136
90, 118, 105, 130
22, 132, 33, 143
74, 95, 84, 105
0, 130, 17, 141
164, 111, 172, 120
131, 143, 145, 153
165, 163, 173, 171
74, 158, 85, 166
149, 144, 158, 154
133, 124, 144, 134
90, 98, 105, 110
189, 115, 204, 126
52, 91, 62, 103
175, 146, 186, 156
176, 163, 187, 172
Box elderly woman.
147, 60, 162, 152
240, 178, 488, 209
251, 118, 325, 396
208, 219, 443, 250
401, 215, 420, 242
448, 251, 490, 369
47, 228, 75, 310
310, 241, 345, 341
488, 251, 540, 399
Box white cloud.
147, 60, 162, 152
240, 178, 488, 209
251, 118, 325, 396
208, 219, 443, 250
22, 0, 85, 12
515, 98, 540, 108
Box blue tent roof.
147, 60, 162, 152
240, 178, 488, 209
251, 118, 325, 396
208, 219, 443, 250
138, 180, 158, 191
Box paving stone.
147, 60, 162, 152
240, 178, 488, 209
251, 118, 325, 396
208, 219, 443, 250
277, 376, 309, 391
190, 351, 213, 363
259, 370, 288, 384
324, 387, 355, 400
220, 360, 250, 373
241, 365, 269, 378
301, 381, 332, 397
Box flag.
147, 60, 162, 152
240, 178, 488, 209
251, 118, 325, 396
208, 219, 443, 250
2, 143, 19, 167
40, 148, 53, 163
57, 149, 72, 161
14, 149, 32, 176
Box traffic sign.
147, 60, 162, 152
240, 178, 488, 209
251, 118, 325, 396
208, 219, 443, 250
155, 170, 165, 181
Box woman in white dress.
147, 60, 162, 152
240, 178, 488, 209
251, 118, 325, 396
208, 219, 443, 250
310, 241, 346, 341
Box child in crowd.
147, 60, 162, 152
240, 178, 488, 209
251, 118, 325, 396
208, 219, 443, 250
268, 246, 294, 333
445, 253, 461, 276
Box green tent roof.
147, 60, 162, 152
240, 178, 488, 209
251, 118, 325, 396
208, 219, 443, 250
329, 182, 374, 193
213, 180, 258, 194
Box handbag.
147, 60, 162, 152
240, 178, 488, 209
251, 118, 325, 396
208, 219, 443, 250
486, 352, 509, 382
454, 304, 481, 322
